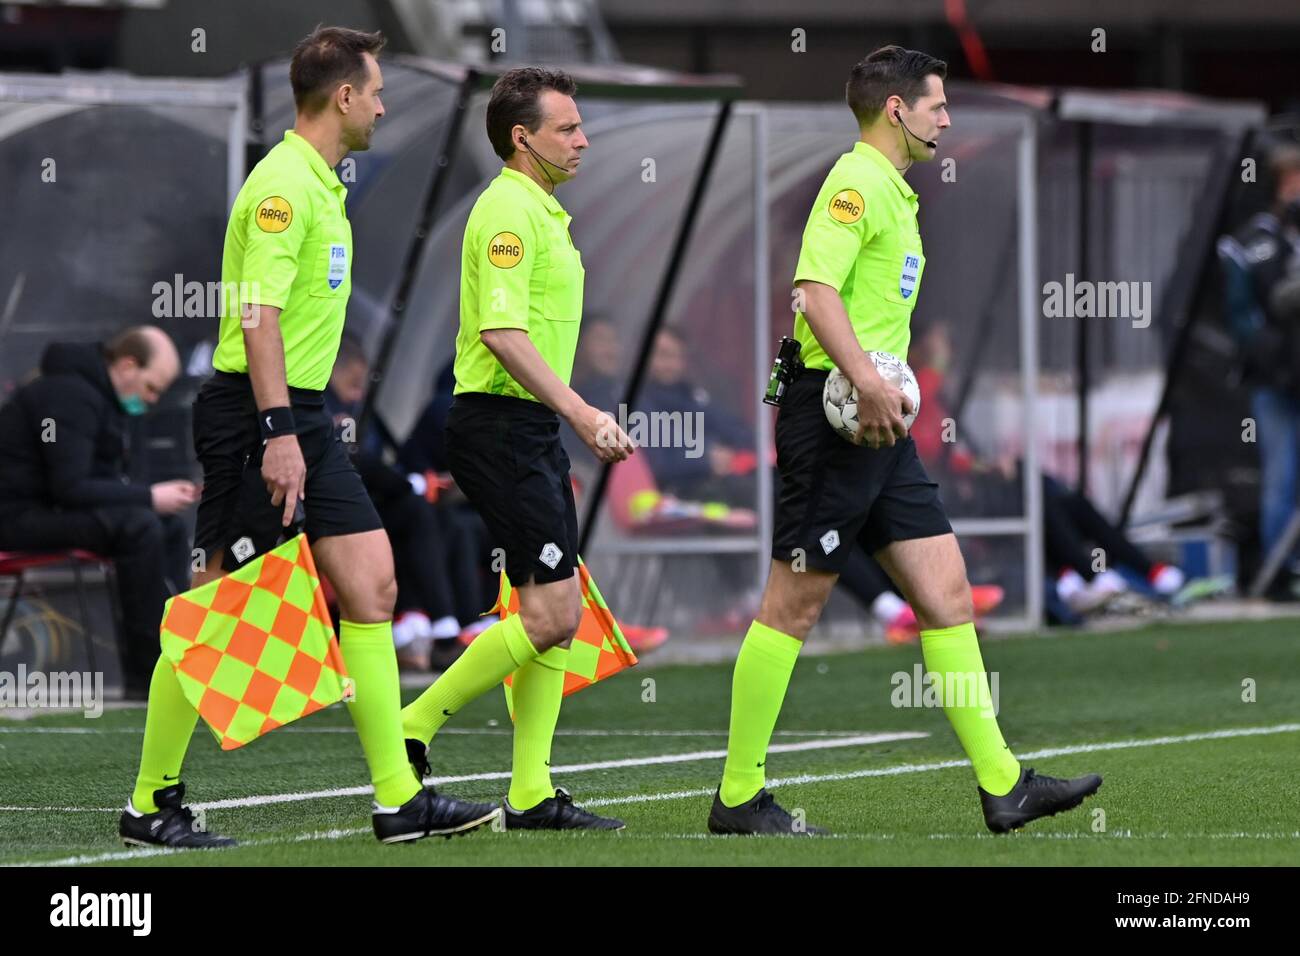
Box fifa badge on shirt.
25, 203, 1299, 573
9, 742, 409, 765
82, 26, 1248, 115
328, 243, 347, 290
900, 253, 921, 300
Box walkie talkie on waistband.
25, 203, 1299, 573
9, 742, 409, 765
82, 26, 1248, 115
763, 336, 804, 407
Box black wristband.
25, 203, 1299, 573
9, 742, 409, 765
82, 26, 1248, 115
258, 406, 296, 440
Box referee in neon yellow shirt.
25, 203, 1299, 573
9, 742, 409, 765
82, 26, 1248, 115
402, 68, 633, 830
709, 46, 1102, 836
119, 26, 497, 848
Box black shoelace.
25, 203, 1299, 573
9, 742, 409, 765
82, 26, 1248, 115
153, 803, 197, 835
1023, 769, 1060, 789
554, 788, 599, 821
752, 791, 791, 822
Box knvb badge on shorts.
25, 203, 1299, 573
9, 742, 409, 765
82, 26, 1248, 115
900, 252, 921, 300
231, 536, 256, 564
328, 243, 348, 290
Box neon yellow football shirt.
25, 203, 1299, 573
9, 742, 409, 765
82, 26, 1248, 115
454, 167, 585, 401
792, 141, 926, 371
215, 130, 353, 392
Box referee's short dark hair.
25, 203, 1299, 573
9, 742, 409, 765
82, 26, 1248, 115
291, 26, 386, 114
486, 67, 578, 162
846, 45, 947, 127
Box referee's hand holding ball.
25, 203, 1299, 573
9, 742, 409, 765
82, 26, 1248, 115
263, 433, 307, 526
852, 371, 913, 450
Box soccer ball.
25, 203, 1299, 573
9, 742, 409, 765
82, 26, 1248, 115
823, 351, 921, 445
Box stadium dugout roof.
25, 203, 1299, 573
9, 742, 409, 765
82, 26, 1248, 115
936, 80, 1266, 524
239, 55, 741, 542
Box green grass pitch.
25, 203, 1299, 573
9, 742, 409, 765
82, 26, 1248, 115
2, 617, 1297, 866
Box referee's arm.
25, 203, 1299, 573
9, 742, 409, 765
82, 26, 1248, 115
797, 281, 879, 397
473, 207, 632, 464
798, 280, 909, 448
242, 304, 306, 525
238, 184, 310, 526
481, 329, 632, 463
793, 182, 909, 448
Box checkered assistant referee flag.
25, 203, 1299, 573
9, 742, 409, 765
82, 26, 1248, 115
158, 534, 353, 750
495, 556, 638, 718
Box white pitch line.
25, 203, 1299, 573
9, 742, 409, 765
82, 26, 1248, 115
0, 726, 881, 738
19, 827, 1300, 866
580, 722, 1300, 808
0, 732, 926, 815
288, 728, 882, 738
5, 722, 1299, 816
5, 722, 1299, 866
0, 728, 130, 735
0, 806, 118, 812
11, 827, 373, 868
191, 732, 928, 811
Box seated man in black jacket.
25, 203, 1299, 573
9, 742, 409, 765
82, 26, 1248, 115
0, 326, 196, 695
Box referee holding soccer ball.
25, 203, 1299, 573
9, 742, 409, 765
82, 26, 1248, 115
709, 46, 1103, 836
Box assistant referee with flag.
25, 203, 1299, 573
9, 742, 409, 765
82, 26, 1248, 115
118, 26, 498, 848
401, 67, 634, 830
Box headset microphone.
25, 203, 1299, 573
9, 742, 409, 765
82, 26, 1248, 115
894, 109, 938, 150
521, 136, 567, 189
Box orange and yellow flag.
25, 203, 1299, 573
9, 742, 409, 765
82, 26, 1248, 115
494, 557, 637, 716
158, 534, 352, 750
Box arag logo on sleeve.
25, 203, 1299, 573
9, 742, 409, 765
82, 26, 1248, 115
255, 196, 293, 233
488, 232, 524, 268
828, 189, 865, 224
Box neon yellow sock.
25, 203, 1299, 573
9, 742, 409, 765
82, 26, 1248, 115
719, 620, 802, 807
401, 614, 538, 744
339, 619, 421, 808
131, 655, 199, 813
507, 645, 568, 811
919, 621, 1022, 796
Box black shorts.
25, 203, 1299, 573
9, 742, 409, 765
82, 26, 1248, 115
192, 371, 382, 568
445, 392, 579, 586
772, 368, 952, 573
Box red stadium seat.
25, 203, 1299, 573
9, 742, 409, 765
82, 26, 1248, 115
0, 550, 114, 673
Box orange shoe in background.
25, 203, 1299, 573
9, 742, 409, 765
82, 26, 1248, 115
457, 614, 499, 646
622, 624, 669, 654
971, 584, 1005, 618
885, 605, 919, 645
